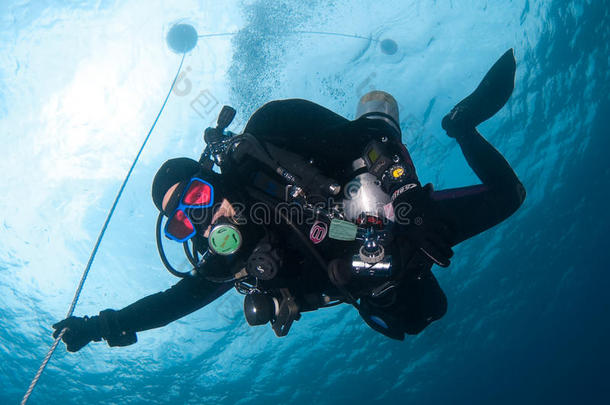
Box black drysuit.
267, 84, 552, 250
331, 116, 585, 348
101, 98, 525, 341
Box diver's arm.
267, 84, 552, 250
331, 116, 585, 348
110, 275, 232, 332
52, 276, 232, 352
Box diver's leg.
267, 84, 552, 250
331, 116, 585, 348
432, 49, 526, 245
432, 129, 525, 246
441, 48, 520, 187
456, 128, 524, 193
441, 48, 521, 189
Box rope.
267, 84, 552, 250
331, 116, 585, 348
20, 329, 66, 405
21, 52, 186, 405
198, 30, 377, 42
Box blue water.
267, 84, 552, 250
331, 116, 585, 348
1, 0, 608, 404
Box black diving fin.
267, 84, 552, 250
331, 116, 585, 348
442, 48, 516, 135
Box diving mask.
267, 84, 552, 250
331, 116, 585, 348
164, 177, 214, 242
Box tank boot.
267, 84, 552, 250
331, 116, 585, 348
356, 90, 401, 137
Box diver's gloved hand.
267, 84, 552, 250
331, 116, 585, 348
391, 183, 453, 267
52, 309, 137, 352
52, 316, 102, 352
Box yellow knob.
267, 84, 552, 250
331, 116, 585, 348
392, 167, 405, 178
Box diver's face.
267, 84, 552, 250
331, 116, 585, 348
162, 183, 181, 212
162, 183, 235, 239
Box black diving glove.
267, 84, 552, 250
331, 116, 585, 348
52, 309, 137, 352
52, 316, 102, 352
391, 183, 454, 267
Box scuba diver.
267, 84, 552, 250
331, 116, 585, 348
53, 49, 525, 351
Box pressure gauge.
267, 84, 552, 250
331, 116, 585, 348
208, 223, 242, 255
